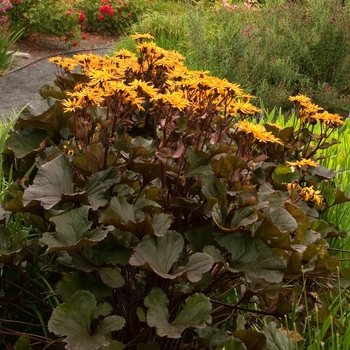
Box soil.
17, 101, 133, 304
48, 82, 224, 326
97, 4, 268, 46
0, 32, 118, 117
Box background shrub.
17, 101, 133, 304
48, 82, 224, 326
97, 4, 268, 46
77, 0, 143, 33
6, 0, 145, 44
124, 0, 350, 116
7, 0, 82, 42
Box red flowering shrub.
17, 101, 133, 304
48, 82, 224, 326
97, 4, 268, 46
99, 4, 115, 16
78, 9, 85, 23
7, 0, 82, 43
5, 0, 142, 43
80, 0, 139, 33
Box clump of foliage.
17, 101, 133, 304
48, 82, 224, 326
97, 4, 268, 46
5, 0, 142, 45
1, 34, 349, 349
0, 0, 23, 75
76, 0, 142, 34
0, 27, 23, 76
7, 0, 84, 44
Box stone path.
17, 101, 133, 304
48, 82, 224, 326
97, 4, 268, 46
0, 48, 111, 118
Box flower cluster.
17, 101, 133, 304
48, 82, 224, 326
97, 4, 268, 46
47, 34, 339, 209
237, 120, 283, 145
286, 158, 319, 168
98, 0, 120, 20
289, 94, 344, 128
78, 9, 85, 23
6, 0, 135, 42
48, 33, 260, 156
287, 183, 324, 206
0, 0, 12, 23
100, 5, 114, 17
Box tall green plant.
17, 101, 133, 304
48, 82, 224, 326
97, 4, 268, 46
0, 34, 348, 349
0, 110, 20, 199
0, 28, 23, 76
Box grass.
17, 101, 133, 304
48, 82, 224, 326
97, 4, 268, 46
254, 107, 350, 348
0, 28, 23, 76
318, 120, 350, 265
0, 110, 19, 199
259, 106, 350, 265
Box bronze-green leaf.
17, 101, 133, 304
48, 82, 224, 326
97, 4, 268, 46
215, 233, 286, 283
186, 147, 213, 177
48, 290, 124, 350
272, 164, 299, 185
84, 167, 121, 210
6, 127, 47, 159
144, 287, 211, 338
270, 208, 298, 233
23, 154, 74, 209
129, 231, 183, 278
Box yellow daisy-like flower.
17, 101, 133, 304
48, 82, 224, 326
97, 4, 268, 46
136, 41, 161, 56
288, 94, 312, 104
124, 91, 146, 111
130, 33, 155, 41
300, 186, 323, 205
314, 111, 344, 127
237, 120, 283, 145
56, 57, 79, 71
166, 65, 190, 80
112, 48, 136, 59
286, 159, 319, 168
48, 56, 63, 65
287, 182, 301, 191
229, 101, 261, 116
129, 80, 159, 99
152, 91, 190, 111
61, 98, 83, 113
302, 101, 323, 115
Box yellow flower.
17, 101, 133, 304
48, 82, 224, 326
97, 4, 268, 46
288, 94, 312, 104
286, 159, 319, 168
152, 91, 190, 111
287, 182, 301, 191
84, 88, 106, 105
129, 80, 159, 99
237, 120, 283, 145
314, 111, 344, 127
56, 57, 79, 71
136, 41, 162, 56
300, 186, 323, 205
48, 56, 63, 65
266, 122, 283, 130
124, 91, 146, 111
61, 98, 83, 113
229, 101, 261, 116
112, 48, 136, 59
130, 33, 155, 41
302, 101, 323, 115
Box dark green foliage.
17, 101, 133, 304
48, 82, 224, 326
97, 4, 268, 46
0, 36, 348, 349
